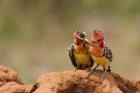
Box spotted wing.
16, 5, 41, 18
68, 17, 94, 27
68, 42, 77, 68
103, 47, 113, 62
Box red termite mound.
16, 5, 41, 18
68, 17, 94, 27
0, 65, 139, 93
30, 70, 140, 93
0, 65, 32, 93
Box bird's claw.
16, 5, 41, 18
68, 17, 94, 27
74, 68, 77, 72
107, 69, 111, 72
107, 66, 111, 72
87, 68, 91, 72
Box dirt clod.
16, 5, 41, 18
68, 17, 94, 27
30, 70, 140, 93
0, 65, 32, 93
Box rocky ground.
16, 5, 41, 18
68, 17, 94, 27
0, 65, 31, 93
0, 65, 139, 93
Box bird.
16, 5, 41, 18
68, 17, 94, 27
89, 30, 113, 81
68, 31, 94, 71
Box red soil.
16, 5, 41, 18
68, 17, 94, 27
30, 70, 140, 93
0, 65, 139, 93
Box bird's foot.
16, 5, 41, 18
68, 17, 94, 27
87, 68, 91, 72
107, 69, 111, 72
87, 65, 99, 79
107, 66, 111, 72
74, 68, 77, 72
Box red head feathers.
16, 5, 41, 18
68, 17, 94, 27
92, 30, 105, 48
92, 30, 104, 41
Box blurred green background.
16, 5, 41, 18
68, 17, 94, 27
0, 0, 140, 83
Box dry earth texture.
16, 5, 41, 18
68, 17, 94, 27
0, 65, 32, 93
0, 65, 139, 93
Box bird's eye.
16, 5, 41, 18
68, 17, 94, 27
80, 33, 85, 38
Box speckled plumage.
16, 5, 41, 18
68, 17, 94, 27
91, 47, 112, 68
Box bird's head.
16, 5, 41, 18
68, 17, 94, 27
92, 30, 105, 48
74, 31, 86, 45
92, 30, 104, 41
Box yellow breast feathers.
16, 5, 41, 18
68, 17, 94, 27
74, 52, 90, 64
74, 45, 90, 64
91, 56, 109, 67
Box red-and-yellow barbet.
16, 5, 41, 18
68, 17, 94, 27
68, 31, 94, 71
89, 30, 113, 80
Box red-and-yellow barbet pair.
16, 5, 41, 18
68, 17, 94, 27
68, 30, 113, 77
